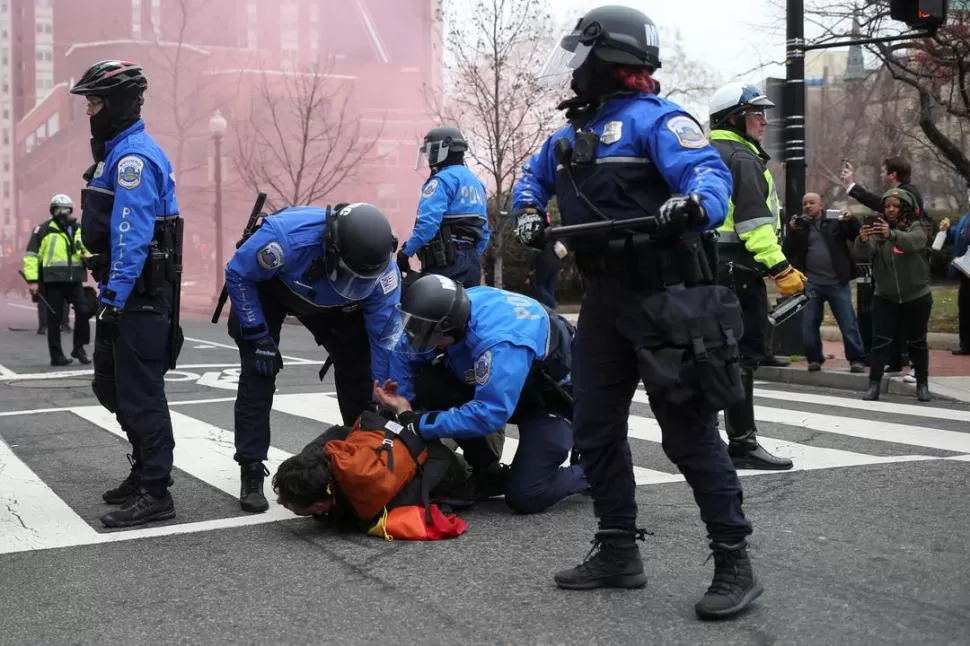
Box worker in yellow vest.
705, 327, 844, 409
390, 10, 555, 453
708, 83, 807, 471
23, 194, 92, 365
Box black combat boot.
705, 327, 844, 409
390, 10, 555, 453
916, 383, 932, 402
71, 347, 91, 364
240, 462, 271, 513
862, 382, 880, 401
554, 528, 649, 590
695, 541, 763, 620
724, 368, 793, 471
100, 487, 175, 528
103, 454, 175, 505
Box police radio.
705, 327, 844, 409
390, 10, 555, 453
767, 292, 809, 327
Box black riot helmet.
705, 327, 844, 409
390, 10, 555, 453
398, 274, 471, 352
323, 203, 396, 300
70, 60, 149, 143
558, 5, 662, 72
416, 126, 468, 170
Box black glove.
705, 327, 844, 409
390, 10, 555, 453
513, 207, 547, 250
396, 250, 411, 275
250, 335, 281, 378
96, 302, 122, 325
657, 194, 706, 234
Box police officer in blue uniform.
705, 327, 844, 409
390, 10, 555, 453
397, 127, 489, 288
375, 274, 588, 515
70, 60, 184, 528
511, 6, 762, 619
225, 202, 401, 513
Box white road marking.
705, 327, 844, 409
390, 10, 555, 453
632, 391, 970, 454
752, 388, 970, 423
0, 436, 102, 555
183, 336, 317, 364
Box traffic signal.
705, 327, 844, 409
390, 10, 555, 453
890, 0, 949, 33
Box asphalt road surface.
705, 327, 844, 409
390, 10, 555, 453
1, 301, 969, 645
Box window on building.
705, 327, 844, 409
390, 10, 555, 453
377, 141, 399, 165
46, 112, 58, 137
131, 0, 142, 39
3, 181, 9, 199
25, 133, 33, 152
2, 107, 7, 120
2, 157, 8, 172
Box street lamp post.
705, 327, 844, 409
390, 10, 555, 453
209, 109, 228, 295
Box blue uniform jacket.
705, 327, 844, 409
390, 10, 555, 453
389, 287, 552, 440
81, 120, 180, 308
946, 213, 970, 280
511, 92, 731, 232
402, 164, 490, 257
225, 206, 401, 383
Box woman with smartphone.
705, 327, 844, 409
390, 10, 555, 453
853, 188, 933, 402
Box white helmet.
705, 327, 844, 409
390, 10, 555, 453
708, 83, 775, 130
50, 194, 74, 211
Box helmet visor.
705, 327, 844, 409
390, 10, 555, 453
327, 255, 385, 301
378, 307, 445, 356
414, 140, 451, 170
538, 32, 592, 88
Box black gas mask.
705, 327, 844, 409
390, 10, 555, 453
570, 54, 623, 100
90, 89, 144, 142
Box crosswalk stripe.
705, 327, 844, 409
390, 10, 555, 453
0, 436, 103, 555
70, 406, 295, 520
751, 388, 970, 423
271, 394, 679, 485
625, 411, 935, 477
631, 391, 970, 454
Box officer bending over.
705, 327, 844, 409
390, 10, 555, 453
70, 60, 184, 528
375, 274, 588, 515
397, 127, 490, 288
511, 6, 761, 619
708, 82, 807, 470
225, 202, 400, 514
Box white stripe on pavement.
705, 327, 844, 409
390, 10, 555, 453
632, 390, 970, 454
69, 406, 295, 518
0, 436, 102, 555
751, 388, 970, 423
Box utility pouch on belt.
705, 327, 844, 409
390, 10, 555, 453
418, 224, 456, 269
628, 284, 745, 411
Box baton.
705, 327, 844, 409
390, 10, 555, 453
19, 270, 54, 314
542, 215, 660, 240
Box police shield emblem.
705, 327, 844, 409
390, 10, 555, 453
256, 242, 285, 270
601, 121, 623, 145
474, 350, 492, 386
666, 116, 708, 149
116, 156, 144, 189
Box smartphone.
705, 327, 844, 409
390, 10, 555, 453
863, 215, 880, 227
825, 209, 842, 219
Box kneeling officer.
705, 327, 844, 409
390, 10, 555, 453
225, 202, 401, 513
376, 274, 588, 515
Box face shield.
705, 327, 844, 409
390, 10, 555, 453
378, 307, 446, 358
325, 253, 389, 301
414, 139, 451, 170
538, 20, 660, 90
53, 207, 73, 218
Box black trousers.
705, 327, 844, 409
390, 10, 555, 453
868, 293, 932, 385
37, 284, 70, 330
959, 275, 970, 351
716, 262, 768, 369
43, 282, 91, 360
571, 275, 751, 544
228, 285, 373, 465
92, 295, 177, 495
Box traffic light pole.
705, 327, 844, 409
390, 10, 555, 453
783, 0, 935, 218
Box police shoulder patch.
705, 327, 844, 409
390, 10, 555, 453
378, 267, 399, 295
666, 115, 708, 149
474, 350, 492, 386
421, 178, 440, 198
256, 241, 285, 270
116, 155, 145, 189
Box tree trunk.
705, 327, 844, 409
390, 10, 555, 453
494, 234, 504, 289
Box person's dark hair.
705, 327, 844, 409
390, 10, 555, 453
272, 452, 333, 507
883, 156, 912, 184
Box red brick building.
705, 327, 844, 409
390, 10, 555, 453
3, 0, 442, 286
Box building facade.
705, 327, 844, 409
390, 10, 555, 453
3, 0, 443, 284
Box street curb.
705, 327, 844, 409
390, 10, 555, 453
820, 326, 957, 351
753, 365, 960, 402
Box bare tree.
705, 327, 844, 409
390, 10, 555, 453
234, 60, 382, 211
767, 1, 970, 193
424, 0, 560, 288
656, 27, 725, 113
143, 0, 221, 192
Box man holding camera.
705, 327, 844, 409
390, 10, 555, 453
783, 192, 866, 373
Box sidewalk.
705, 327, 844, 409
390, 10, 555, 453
762, 339, 970, 403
